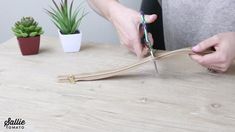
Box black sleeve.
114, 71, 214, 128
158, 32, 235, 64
140, 0, 165, 50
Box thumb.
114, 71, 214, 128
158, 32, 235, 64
192, 36, 219, 53
144, 14, 157, 24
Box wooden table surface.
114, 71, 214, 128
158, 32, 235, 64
0, 36, 235, 132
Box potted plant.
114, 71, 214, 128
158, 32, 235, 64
46, 0, 87, 53
12, 17, 44, 55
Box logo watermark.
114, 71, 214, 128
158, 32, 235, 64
4, 118, 25, 129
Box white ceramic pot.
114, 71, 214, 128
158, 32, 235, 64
58, 30, 82, 52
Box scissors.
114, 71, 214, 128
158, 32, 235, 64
140, 11, 158, 74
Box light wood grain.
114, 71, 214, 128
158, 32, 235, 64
0, 36, 235, 132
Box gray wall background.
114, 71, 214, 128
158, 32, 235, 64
0, 0, 141, 44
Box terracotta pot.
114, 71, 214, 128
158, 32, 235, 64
17, 36, 40, 55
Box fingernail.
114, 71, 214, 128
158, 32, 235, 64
151, 15, 157, 20
192, 45, 199, 52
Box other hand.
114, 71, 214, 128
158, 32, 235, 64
190, 32, 235, 72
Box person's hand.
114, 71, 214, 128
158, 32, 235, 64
108, 2, 157, 57
190, 32, 235, 72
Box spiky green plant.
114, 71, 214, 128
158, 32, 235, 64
12, 17, 44, 38
46, 0, 87, 34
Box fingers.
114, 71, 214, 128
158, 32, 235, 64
132, 32, 154, 58
189, 54, 216, 67
141, 46, 149, 57
140, 33, 154, 57
121, 30, 143, 57
189, 52, 230, 72
192, 35, 219, 53
144, 14, 157, 24
133, 34, 144, 58
191, 35, 221, 71
130, 14, 155, 58
137, 14, 157, 24
118, 12, 157, 58
127, 13, 156, 57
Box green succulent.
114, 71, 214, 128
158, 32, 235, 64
46, 0, 87, 34
12, 17, 44, 38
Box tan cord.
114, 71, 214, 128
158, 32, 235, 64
68, 75, 76, 84
58, 47, 213, 83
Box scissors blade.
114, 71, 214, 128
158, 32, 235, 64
150, 49, 158, 74
140, 11, 159, 74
